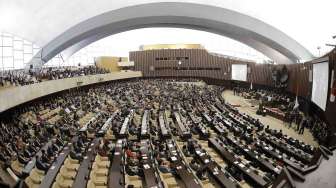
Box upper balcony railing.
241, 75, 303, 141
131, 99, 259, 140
0, 71, 142, 113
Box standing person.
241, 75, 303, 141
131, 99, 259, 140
299, 115, 306, 134
288, 111, 294, 128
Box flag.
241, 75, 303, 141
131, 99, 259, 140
250, 82, 253, 90
293, 96, 299, 110
294, 82, 299, 110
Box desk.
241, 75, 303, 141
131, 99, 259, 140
264, 107, 286, 122
165, 140, 202, 188
22, 140, 52, 176
80, 113, 101, 132
98, 113, 117, 136
227, 137, 281, 175
141, 110, 149, 138
215, 103, 227, 113
159, 112, 169, 138
173, 112, 191, 140
108, 139, 124, 188
262, 134, 312, 164
208, 138, 269, 187
140, 140, 160, 188
256, 141, 307, 173
191, 142, 238, 188
201, 113, 212, 123
72, 138, 99, 188
39, 144, 72, 188
210, 105, 221, 114
196, 123, 210, 139
173, 160, 202, 188
119, 117, 129, 138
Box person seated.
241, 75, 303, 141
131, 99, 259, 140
47, 146, 55, 157
70, 150, 83, 161
196, 168, 208, 180
36, 156, 49, 172
189, 159, 200, 171
18, 154, 29, 165
56, 137, 64, 146
23, 149, 32, 159
158, 159, 171, 173
125, 162, 139, 176
73, 142, 82, 154
41, 150, 52, 165
126, 147, 138, 159
51, 141, 60, 153
182, 145, 191, 157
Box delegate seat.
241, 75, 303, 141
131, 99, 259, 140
59, 166, 76, 179
87, 179, 107, 188
89, 171, 108, 186
126, 175, 143, 188
24, 167, 45, 188
64, 158, 80, 171
91, 162, 108, 176
104, 129, 114, 140
52, 173, 74, 188
10, 159, 25, 175
95, 154, 110, 168
24, 177, 40, 188
68, 154, 80, 164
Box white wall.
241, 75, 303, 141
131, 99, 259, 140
0, 71, 142, 112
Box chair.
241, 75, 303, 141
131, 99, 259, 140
29, 168, 45, 183
91, 163, 108, 176
64, 159, 80, 171
87, 179, 107, 188
89, 172, 108, 186
162, 173, 173, 178
165, 177, 178, 188
59, 166, 76, 179
24, 177, 40, 188
95, 155, 110, 167
10, 159, 24, 175
52, 174, 74, 188
104, 129, 114, 140
68, 155, 80, 164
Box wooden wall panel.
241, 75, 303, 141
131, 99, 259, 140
131, 49, 312, 96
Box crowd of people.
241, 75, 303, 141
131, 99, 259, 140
0, 66, 109, 88
0, 78, 329, 187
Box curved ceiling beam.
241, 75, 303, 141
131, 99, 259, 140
30, 2, 314, 66
60, 23, 292, 64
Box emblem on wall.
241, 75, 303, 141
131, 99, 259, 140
271, 66, 289, 89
